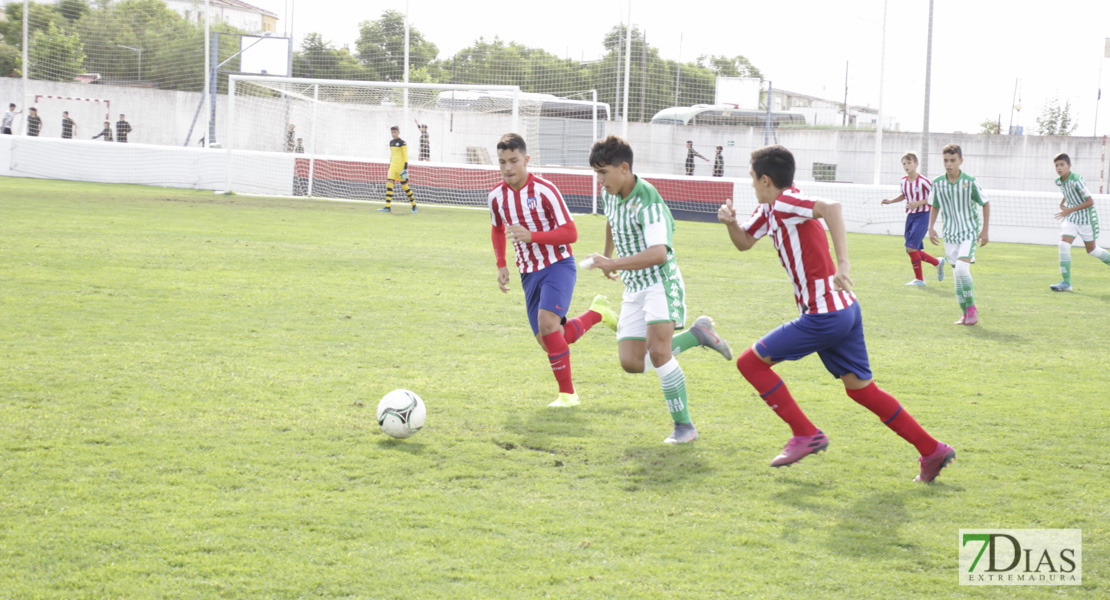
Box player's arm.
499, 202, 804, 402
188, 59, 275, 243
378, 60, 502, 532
581, 222, 621, 280
507, 220, 578, 246
491, 223, 511, 293
974, 183, 989, 247
881, 193, 906, 205
717, 198, 758, 251
1055, 191, 1093, 219
928, 203, 941, 245
813, 199, 854, 291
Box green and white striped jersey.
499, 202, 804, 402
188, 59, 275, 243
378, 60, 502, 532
932, 171, 987, 242
1056, 172, 1096, 226
602, 176, 682, 293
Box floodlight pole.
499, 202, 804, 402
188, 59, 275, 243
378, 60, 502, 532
872, 0, 887, 185
622, 0, 631, 139
117, 45, 142, 81
208, 32, 274, 145
920, 0, 934, 178
403, 0, 410, 129
21, 0, 28, 126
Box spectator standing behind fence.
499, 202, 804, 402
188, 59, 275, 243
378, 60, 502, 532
415, 120, 430, 161
92, 121, 114, 141
26, 107, 42, 137
115, 115, 132, 143
2, 103, 20, 134
295, 138, 304, 153
61, 112, 76, 139
285, 124, 296, 152
713, 146, 724, 177
685, 140, 708, 176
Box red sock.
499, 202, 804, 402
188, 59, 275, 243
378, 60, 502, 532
563, 309, 602, 344
909, 250, 924, 281
541, 331, 574, 394
918, 251, 939, 266
845, 382, 938, 455
737, 348, 817, 436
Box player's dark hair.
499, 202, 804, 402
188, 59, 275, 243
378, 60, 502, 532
941, 144, 962, 159
390, 125, 399, 132
901, 151, 918, 163
716, 146, 723, 151
496, 133, 527, 154
750, 145, 795, 189
1054, 153, 1071, 165
589, 135, 634, 169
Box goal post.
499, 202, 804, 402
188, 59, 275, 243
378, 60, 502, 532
225, 75, 604, 212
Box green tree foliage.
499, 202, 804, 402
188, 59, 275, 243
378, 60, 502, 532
29, 20, 84, 81
0, 42, 20, 77
355, 10, 438, 82
699, 54, 762, 79
979, 118, 1000, 135
0, 1, 66, 48
443, 37, 589, 93
1035, 97, 1078, 136
58, 0, 90, 23
293, 33, 371, 80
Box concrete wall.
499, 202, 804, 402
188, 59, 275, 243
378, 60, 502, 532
4, 76, 1109, 193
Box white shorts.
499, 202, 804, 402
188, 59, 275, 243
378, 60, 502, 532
944, 239, 978, 264
1061, 221, 1097, 243
617, 281, 687, 341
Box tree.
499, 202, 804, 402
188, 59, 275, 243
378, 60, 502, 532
1036, 97, 1078, 136
442, 37, 588, 93
355, 10, 438, 82
293, 32, 371, 80
979, 117, 1000, 135
29, 21, 84, 81
699, 54, 762, 80
0, 43, 20, 77
0, 2, 67, 48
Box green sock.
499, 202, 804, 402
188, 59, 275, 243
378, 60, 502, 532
655, 358, 691, 424
671, 329, 699, 355
1061, 259, 1072, 284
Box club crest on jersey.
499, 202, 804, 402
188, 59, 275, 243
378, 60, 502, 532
527, 196, 538, 210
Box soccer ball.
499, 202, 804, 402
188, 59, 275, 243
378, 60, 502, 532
376, 389, 426, 439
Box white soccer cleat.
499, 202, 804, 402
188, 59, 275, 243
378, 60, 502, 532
548, 392, 580, 408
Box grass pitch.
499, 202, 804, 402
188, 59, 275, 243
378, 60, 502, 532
1, 178, 1107, 599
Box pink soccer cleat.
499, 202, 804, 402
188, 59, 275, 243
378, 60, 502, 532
954, 313, 967, 325
770, 429, 829, 467
914, 442, 956, 483
963, 306, 979, 326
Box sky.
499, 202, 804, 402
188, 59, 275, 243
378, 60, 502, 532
249, 0, 1110, 136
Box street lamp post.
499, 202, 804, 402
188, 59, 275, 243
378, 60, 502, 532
118, 44, 142, 81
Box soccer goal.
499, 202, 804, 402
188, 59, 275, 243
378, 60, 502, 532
226, 76, 606, 212
30, 94, 111, 139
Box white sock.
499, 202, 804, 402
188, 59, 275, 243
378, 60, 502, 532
643, 352, 654, 374
1089, 247, 1110, 264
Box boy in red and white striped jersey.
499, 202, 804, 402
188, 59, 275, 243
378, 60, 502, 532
717, 145, 954, 482
882, 152, 944, 286
490, 133, 617, 408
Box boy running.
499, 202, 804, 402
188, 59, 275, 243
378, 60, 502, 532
378, 125, 417, 213
1050, 153, 1110, 291
881, 151, 944, 285
717, 144, 955, 482
581, 135, 733, 444
928, 144, 990, 325
490, 133, 616, 408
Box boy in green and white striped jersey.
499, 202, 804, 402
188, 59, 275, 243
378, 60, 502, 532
927, 144, 990, 325
1050, 153, 1110, 292
580, 136, 733, 445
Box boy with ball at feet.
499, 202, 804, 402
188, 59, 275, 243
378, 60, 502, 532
881, 151, 944, 286
490, 133, 617, 408
580, 135, 733, 444
1049, 153, 1110, 291
717, 144, 954, 482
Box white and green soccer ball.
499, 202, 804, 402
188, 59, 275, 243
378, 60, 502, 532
376, 389, 426, 439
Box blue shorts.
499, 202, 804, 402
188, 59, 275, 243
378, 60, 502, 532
520, 256, 576, 335
755, 301, 872, 380
903, 211, 930, 251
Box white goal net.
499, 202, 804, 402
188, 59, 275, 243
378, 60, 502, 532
226, 76, 606, 211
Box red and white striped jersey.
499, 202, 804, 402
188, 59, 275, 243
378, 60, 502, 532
901, 174, 932, 214
741, 188, 856, 315
489, 173, 574, 274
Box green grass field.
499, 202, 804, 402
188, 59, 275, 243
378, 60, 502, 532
2, 177, 1107, 599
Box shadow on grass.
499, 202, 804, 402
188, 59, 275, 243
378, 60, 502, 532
825, 483, 963, 559
376, 438, 428, 453
616, 444, 711, 491
964, 325, 1027, 344
498, 406, 596, 451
